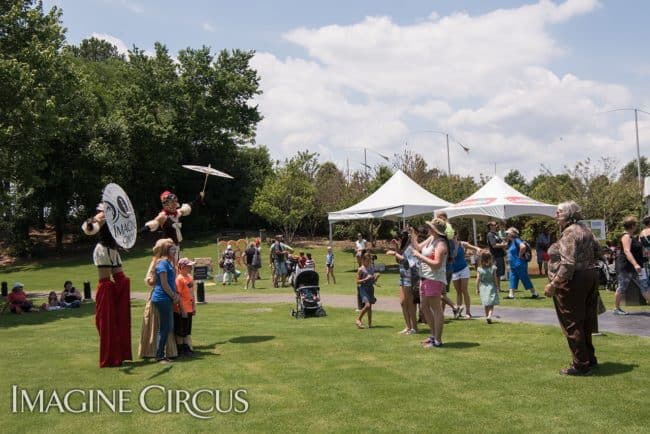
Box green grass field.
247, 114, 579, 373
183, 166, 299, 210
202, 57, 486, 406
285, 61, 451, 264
0, 301, 648, 433
0, 238, 632, 310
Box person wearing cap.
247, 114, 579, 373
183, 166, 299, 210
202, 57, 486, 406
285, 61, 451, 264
325, 246, 336, 284
175, 257, 196, 356
82, 202, 132, 367
409, 218, 449, 348
8, 282, 35, 314
505, 227, 540, 300
141, 190, 202, 260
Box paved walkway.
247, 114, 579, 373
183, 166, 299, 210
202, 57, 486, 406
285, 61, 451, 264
131, 292, 650, 337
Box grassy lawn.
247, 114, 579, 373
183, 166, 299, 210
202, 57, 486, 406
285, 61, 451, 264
0, 238, 641, 311
0, 301, 648, 433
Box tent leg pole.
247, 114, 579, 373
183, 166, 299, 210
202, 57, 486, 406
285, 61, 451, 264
472, 218, 478, 245
329, 222, 333, 244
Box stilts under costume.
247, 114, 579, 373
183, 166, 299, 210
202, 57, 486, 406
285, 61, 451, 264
83, 204, 132, 368
142, 191, 193, 257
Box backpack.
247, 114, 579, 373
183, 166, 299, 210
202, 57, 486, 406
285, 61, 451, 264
272, 243, 284, 261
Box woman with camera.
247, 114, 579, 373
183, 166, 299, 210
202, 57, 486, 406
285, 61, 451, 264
386, 230, 419, 335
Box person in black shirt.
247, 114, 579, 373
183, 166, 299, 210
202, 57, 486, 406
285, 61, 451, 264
244, 242, 259, 289
614, 216, 650, 314
486, 221, 507, 291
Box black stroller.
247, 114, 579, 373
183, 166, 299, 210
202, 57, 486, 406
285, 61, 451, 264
600, 246, 618, 291
291, 270, 326, 319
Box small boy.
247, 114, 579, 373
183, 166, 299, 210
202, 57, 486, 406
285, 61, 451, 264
175, 258, 197, 356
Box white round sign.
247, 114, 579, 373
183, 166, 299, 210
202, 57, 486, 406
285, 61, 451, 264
102, 183, 137, 249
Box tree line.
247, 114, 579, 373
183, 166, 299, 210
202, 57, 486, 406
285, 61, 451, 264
1, 1, 646, 256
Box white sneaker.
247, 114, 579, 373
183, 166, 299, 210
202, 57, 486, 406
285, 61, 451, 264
398, 328, 409, 334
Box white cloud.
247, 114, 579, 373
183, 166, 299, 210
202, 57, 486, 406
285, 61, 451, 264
249, 0, 637, 180
105, 0, 144, 14
202, 22, 216, 33
91, 32, 129, 55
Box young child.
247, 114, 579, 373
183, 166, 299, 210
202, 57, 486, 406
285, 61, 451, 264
355, 253, 380, 329
476, 250, 500, 323
221, 245, 236, 285
325, 246, 336, 284
41, 291, 62, 311
305, 252, 315, 270
175, 258, 197, 356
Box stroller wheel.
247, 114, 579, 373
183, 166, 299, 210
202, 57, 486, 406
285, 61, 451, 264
317, 308, 326, 317
296, 310, 305, 319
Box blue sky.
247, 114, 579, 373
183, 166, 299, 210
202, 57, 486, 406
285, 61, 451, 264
43, 0, 650, 180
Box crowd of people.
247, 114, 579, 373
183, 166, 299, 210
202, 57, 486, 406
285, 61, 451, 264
6, 186, 649, 376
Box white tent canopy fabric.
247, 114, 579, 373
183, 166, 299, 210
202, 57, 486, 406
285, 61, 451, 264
436, 175, 556, 220
328, 170, 451, 222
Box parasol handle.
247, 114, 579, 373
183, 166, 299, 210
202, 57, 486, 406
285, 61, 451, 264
200, 164, 211, 196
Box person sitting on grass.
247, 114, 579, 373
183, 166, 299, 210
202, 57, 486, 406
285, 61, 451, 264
355, 253, 380, 329
60, 281, 82, 308
8, 282, 36, 314
41, 291, 63, 311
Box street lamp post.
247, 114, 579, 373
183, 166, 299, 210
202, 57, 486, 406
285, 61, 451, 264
410, 130, 470, 176
362, 147, 390, 179
604, 108, 649, 191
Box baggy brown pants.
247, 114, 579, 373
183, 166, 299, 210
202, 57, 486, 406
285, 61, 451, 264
552, 269, 599, 372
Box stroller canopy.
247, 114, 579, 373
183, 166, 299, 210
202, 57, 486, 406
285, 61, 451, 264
294, 270, 319, 289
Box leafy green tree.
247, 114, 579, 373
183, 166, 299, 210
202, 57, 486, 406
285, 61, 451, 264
65, 37, 124, 61
251, 156, 317, 241
619, 157, 650, 184
504, 169, 529, 194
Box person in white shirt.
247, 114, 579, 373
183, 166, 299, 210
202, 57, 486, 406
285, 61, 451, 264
355, 233, 367, 266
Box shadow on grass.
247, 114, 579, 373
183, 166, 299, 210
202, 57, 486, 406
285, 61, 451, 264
147, 365, 174, 379
594, 362, 638, 377
120, 359, 156, 374
441, 341, 480, 349
229, 335, 275, 344
0, 302, 95, 328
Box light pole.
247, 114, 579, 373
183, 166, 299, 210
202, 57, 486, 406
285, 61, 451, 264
603, 108, 650, 191
409, 130, 470, 175
362, 147, 390, 179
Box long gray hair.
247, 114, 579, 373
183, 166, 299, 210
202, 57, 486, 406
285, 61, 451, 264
557, 201, 582, 223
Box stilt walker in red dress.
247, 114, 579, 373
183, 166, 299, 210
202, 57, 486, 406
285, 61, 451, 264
83, 184, 137, 367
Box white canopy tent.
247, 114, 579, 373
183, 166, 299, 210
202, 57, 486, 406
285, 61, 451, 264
327, 170, 451, 241
436, 175, 557, 219
435, 175, 557, 243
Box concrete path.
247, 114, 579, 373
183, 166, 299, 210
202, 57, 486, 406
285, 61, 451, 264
131, 292, 650, 337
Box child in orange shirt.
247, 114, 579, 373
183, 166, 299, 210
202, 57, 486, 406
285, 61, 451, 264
175, 258, 197, 356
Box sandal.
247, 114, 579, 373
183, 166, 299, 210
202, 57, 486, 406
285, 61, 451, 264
355, 320, 365, 329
